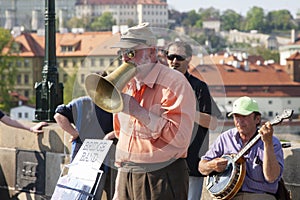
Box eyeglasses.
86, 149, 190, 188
167, 54, 186, 61
118, 49, 136, 59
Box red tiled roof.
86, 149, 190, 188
189, 53, 300, 97
287, 51, 300, 60
13, 31, 120, 57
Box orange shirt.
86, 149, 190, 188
114, 62, 196, 164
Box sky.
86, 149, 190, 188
168, 0, 300, 17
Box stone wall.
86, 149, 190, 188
0, 122, 71, 199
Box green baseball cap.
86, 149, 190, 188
228, 96, 261, 117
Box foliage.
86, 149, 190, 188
66, 16, 91, 30
0, 28, 18, 112
198, 7, 220, 21
90, 12, 116, 31
266, 10, 296, 32
244, 6, 266, 32
171, 6, 298, 33
191, 31, 227, 54
63, 71, 77, 104
182, 10, 201, 27
0, 29, 11, 50
248, 46, 280, 63
221, 9, 243, 31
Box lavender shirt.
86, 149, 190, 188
202, 127, 284, 194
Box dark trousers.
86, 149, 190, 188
117, 158, 189, 200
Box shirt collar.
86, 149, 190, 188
141, 62, 162, 88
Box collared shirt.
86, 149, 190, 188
114, 62, 196, 164
201, 127, 284, 194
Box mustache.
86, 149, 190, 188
170, 64, 180, 69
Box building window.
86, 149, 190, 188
18, 112, 22, 118
24, 59, 30, 67
73, 60, 77, 67
24, 74, 29, 84
16, 60, 22, 67
268, 111, 273, 117
63, 60, 68, 67
287, 100, 291, 104
91, 58, 95, 67
24, 90, 29, 97
100, 58, 104, 66
17, 75, 21, 84
63, 74, 68, 82
268, 100, 272, 104
81, 74, 85, 84
61, 46, 67, 52
25, 112, 29, 118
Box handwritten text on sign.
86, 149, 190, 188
72, 139, 113, 167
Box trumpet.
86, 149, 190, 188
85, 62, 136, 113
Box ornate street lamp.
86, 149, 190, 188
34, 0, 63, 122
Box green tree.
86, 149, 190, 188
63, 71, 77, 104
198, 7, 220, 20
0, 28, 17, 112
126, 19, 136, 27
182, 10, 201, 27
248, 46, 279, 63
244, 6, 266, 32
266, 10, 295, 31
66, 16, 91, 30
221, 9, 243, 31
90, 12, 116, 31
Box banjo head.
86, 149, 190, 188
206, 154, 246, 199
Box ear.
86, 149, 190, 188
150, 47, 158, 60
255, 114, 262, 125
186, 56, 192, 62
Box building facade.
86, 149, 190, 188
0, 0, 76, 30
8, 31, 120, 101
75, 0, 168, 27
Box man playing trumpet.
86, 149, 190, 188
89, 22, 196, 200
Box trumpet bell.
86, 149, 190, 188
85, 62, 136, 113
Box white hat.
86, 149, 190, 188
111, 22, 156, 48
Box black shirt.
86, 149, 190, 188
185, 72, 221, 177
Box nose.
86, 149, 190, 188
171, 57, 177, 62
123, 55, 131, 62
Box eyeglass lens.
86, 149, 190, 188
119, 49, 135, 59
167, 54, 186, 61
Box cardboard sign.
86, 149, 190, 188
51, 139, 113, 200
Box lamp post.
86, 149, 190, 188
34, 0, 63, 122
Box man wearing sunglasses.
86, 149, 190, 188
166, 41, 221, 200
110, 23, 196, 200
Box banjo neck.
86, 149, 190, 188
233, 133, 261, 163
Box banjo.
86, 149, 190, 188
206, 109, 293, 200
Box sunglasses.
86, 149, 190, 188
118, 49, 136, 59
167, 54, 186, 61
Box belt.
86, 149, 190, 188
120, 158, 183, 172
